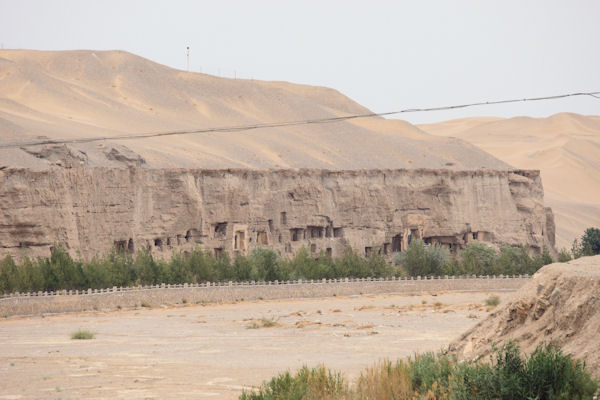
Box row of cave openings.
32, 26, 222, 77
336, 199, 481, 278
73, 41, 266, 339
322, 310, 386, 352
113, 228, 204, 254
113, 212, 347, 257
364, 229, 493, 257
233, 212, 345, 254
114, 210, 493, 259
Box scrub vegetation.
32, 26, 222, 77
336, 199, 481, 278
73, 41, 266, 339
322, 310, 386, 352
239, 342, 598, 400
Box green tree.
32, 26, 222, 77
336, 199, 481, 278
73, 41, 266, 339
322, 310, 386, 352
580, 227, 600, 256
0, 255, 20, 293
395, 240, 449, 276
460, 242, 496, 275
333, 249, 371, 278
250, 247, 283, 282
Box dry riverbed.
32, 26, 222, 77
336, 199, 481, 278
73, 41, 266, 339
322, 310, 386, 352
0, 290, 512, 399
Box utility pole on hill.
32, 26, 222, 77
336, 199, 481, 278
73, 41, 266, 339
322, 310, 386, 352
186, 46, 190, 71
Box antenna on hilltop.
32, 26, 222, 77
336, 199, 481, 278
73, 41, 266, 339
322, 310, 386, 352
186, 46, 190, 72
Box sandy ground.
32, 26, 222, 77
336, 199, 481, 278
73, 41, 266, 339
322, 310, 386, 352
0, 290, 513, 400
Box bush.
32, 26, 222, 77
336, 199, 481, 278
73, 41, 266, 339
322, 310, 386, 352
239, 365, 347, 400
240, 343, 598, 399
71, 329, 94, 340
557, 248, 572, 263
485, 295, 501, 307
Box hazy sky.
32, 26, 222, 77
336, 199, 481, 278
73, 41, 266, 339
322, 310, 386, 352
1, 0, 598, 123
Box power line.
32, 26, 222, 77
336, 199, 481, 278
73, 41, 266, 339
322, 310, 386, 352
1, 91, 598, 149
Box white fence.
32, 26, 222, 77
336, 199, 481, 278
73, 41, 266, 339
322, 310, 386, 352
0, 274, 530, 300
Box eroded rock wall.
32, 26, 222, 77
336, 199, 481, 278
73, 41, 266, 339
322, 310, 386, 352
0, 168, 554, 260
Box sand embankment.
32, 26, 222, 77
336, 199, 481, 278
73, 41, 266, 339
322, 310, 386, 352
451, 255, 600, 375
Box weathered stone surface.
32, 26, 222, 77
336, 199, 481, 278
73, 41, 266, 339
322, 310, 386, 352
0, 167, 554, 260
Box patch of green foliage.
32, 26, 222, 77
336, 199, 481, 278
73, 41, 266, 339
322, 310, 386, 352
393, 239, 554, 278
485, 295, 501, 307
71, 329, 94, 340
245, 322, 260, 329
239, 365, 347, 400
240, 342, 598, 400
574, 227, 600, 257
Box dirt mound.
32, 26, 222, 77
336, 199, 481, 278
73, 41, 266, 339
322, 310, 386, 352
451, 255, 600, 375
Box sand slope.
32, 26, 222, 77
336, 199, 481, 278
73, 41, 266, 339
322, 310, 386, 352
0, 49, 509, 171
451, 255, 600, 377
419, 113, 600, 249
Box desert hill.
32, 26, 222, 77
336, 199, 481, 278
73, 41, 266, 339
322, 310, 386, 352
0, 49, 509, 171
419, 113, 600, 249
451, 255, 600, 376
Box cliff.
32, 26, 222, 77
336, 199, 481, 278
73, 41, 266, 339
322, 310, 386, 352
0, 167, 554, 260
0, 50, 555, 261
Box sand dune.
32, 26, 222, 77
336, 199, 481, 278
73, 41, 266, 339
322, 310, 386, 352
0, 49, 509, 170
419, 113, 600, 249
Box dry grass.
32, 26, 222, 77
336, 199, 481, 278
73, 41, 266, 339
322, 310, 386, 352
354, 360, 412, 399
355, 305, 376, 311
356, 324, 375, 330
433, 301, 445, 310
260, 316, 279, 327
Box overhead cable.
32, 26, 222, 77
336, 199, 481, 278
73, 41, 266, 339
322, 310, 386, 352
1, 91, 598, 149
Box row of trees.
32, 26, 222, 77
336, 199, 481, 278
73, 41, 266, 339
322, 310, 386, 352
394, 240, 553, 277
0, 246, 395, 294
1, 227, 597, 295
394, 226, 600, 278
0, 242, 551, 295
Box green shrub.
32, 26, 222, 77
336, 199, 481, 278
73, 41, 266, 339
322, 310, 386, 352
246, 322, 260, 329
71, 329, 95, 340
557, 248, 572, 263
485, 295, 501, 307
239, 365, 347, 400
260, 316, 278, 327
240, 343, 598, 400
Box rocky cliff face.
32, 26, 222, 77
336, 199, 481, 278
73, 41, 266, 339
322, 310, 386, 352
0, 167, 554, 260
